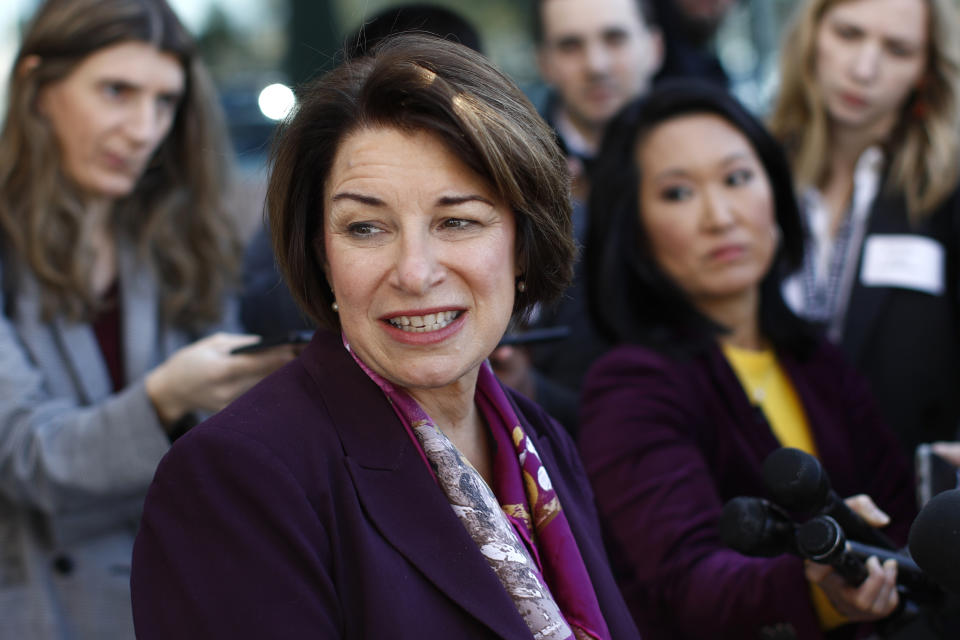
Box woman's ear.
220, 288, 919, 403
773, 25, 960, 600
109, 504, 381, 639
17, 55, 41, 79
313, 234, 333, 295
514, 215, 526, 278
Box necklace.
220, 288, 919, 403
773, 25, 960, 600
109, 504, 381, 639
748, 363, 777, 405
722, 343, 778, 406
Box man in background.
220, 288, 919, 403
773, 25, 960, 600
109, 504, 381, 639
651, 0, 737, 87
534, 0, 662, 200
491, 0, 662, 433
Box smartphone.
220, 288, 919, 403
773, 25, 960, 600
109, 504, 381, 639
915, 443, 960, 508
498, 326, 571, 347
230, 330, 314, 355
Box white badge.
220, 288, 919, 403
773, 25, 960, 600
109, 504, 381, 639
860, 235, 945, 295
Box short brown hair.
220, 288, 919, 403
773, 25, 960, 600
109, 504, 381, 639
268, 34, 575, 330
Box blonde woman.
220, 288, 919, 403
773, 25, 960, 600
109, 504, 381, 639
770, 0, 960, 462
0, 0, 294, 636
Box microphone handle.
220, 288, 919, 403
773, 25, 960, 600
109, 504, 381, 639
824, 493, 898, 550
797, 516, 944, 604
846, 541, 944, 602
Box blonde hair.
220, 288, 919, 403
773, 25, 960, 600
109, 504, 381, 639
769, 0, 960, 222
0, 0, 239, 328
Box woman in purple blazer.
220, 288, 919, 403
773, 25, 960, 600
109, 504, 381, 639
130, 35, 639, 640
578, 82, 917, 639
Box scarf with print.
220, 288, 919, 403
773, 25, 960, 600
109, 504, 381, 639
347, 342, 609, 640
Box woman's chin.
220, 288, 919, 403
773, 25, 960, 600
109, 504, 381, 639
381, 358, 480, 394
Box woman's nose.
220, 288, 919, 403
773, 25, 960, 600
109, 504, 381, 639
850, 41, 881, 83
124, 99, 163, 145
701, 188, 737, 230
393, 231, 445, 295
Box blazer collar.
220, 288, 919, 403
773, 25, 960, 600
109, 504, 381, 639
300, 331, 532, 639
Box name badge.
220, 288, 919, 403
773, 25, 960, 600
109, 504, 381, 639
860, 234, 944, 295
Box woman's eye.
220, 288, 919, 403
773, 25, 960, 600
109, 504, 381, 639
157, 93, 180, 112
661, 185, 692, 201
834, 25, 861, 41
726, 168, 753, 187
886, 42, 914, 58
102, 83, 127, 99
440, 218, 475, 230
347, 222, 382, 237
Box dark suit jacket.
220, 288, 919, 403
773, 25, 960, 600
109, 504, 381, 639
131, 330, 639, 639
839, 186, 960, 458
579, 339, 916, 640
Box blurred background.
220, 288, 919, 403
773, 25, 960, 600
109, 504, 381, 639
0, 0, 815, 237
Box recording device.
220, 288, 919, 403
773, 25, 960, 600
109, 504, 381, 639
908, 488, 960, 595
720, 497, 945, 603
797, 515, 942, 602
498, 326, 571, 347
230, 330, 314, 355
762, 447, 898, 550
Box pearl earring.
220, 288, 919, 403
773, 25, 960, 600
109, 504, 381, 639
331, 301, 339, 312
517, 280, 526, 293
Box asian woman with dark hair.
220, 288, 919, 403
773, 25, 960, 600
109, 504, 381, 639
579, 81, 916, 639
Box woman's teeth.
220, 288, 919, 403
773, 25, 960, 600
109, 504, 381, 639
388, 310, 460, 332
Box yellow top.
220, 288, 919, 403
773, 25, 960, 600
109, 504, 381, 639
721, 343, 816, 454
721, 343, 847, 630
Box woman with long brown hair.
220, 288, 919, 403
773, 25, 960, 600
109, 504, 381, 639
0, 0, 294, 636
769, 0, 960, 463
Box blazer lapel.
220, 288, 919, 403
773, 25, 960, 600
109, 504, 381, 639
840, 194, 904, 364
52, 316, 112, 403
301, 333, 530, 640
118, 242, 160, 383
703, 345, 781, 463
12, 267, 111, 403
777, 351, 850, 499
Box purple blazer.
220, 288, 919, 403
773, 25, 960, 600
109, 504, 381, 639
578, 339, 916, 640
131, 329, 640, 639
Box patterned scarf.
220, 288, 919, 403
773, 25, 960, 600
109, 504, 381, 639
347, 344, 608, 640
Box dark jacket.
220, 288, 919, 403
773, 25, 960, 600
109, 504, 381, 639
838, 186, 960, 457
131, 329, 639, 639
579, 338, 916, 640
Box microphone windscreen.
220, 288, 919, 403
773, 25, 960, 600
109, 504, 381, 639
762, 447, 830, 513
720, 497, 794, 557
908, 488, 960, 594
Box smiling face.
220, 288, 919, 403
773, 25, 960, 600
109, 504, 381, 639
538, 0, 661, 139
637, 113, 777, 316
323, 126, 518, 392
814, 0, 928, 138
37, 40, 185, 202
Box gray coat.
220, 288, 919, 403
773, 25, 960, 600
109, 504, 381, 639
0, 242, 234, 639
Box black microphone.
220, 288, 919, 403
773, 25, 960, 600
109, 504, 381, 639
908, 488, 960, 595
797, 515, 943, 603
721, 498, 945, 606
762, 447, 897, 550
719, 496, 797, 557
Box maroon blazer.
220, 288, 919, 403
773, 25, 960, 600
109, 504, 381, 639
578, 339, 916, 640
131, 329, 639, 639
